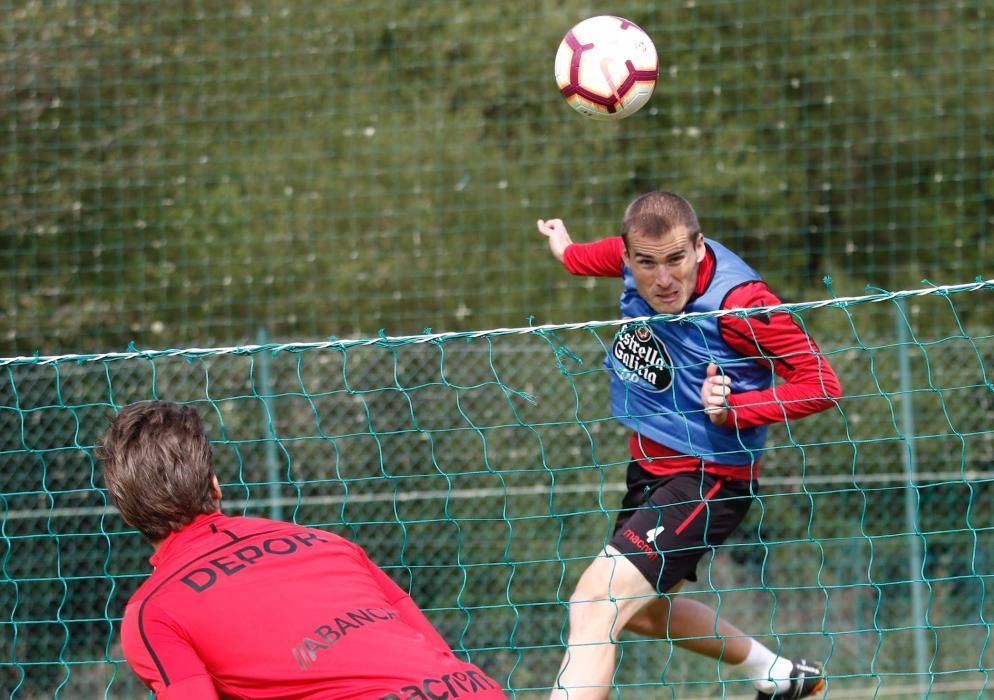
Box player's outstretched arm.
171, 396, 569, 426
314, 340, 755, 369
536, 218, 574, 263
537, 220, 626, 277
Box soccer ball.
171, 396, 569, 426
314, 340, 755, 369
555, 16, 658, 121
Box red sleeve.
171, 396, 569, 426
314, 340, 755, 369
719, 281, 843, 429
562, 236, 625, 277
356, 545, 453, 653
121, 602, 219, 699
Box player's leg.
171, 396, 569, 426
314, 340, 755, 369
549, 466, 724, 700
625, 592, 751, 661
548, 546, 656, 700
626, 595, 825, 696
620, 473, 824, 697
547, 459, 664, 699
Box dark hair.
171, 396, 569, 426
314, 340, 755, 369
97, 401, 218, 542
621, 191, 702, 248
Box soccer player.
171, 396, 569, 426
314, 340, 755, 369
99, 400, 506, 700
536, 191, 841, 700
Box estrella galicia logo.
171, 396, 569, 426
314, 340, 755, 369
609, 323, 673, 392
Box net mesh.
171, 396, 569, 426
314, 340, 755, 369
3, 0, 993, 696
2, 282, 992, 698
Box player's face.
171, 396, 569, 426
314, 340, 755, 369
623, 226, 706, 314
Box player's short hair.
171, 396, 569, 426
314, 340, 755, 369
97, 401, 217, 542
621, 191, 702, 248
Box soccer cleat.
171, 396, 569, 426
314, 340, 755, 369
755, 659, 826, 699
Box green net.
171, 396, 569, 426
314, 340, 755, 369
2, 1, 992, 356
3, 0, 994, 696
2, 281, 992, 698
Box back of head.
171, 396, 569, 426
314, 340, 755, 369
98, 401, 218, 542
621, 191, 701, 245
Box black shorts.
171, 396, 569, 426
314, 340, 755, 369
608, 461, 756, 594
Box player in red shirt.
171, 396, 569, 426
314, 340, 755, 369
99, 400, 506, 700
537, 192, 840, 700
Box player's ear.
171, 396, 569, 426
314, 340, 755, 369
210, 475, 222, 504
694, 231, 706, 262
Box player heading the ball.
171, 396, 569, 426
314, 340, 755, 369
537, 191, 841, 699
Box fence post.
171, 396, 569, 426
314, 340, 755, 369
896, 298, 929, 687
257, 326, 282, 521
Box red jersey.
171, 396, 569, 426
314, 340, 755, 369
121, 512, 505, 700
563, 236, 842, 478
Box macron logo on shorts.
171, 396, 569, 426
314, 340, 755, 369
622, 528, 659, 561
645, 526, 665, 544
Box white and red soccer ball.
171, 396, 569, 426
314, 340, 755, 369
555, 16, 658, 121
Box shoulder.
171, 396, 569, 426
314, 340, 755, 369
126, 559, 166, 610
279, 518, 351, 544
691, 239, 767, 308
716, 281, 790, 350
122, 580, 180, 634
218, 513, 347, 542
708, 239, 764, 281
258, 518, 358, 556
217, 513, 276, 531
120, 595, 174, 669
721, 279, 782, 310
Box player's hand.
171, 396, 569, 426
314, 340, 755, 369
701, 363, 731, 426
536, 218, 573, 263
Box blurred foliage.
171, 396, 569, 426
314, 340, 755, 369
2, 1, 991, 356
